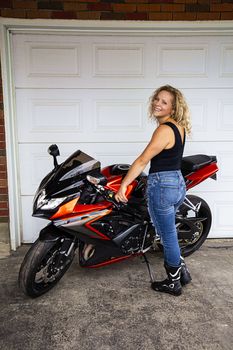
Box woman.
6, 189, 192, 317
115, 85, 192, 296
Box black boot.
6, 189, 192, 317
151, 264, 182, 296
180, 257, 192, 286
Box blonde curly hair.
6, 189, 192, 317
148, 85, 192, 135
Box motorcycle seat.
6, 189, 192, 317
181, 154, 217, 176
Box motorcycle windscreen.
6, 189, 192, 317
43, 150, 101, 198
59, 150, 100, 181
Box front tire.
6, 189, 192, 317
19, 239, 75, 298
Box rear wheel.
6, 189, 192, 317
178, 195, 212, 256
18, 238, 76, 297
157, 195, 212, 257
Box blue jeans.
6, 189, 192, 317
147, 170, 186, 267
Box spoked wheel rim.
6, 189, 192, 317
178, 220, 204, 249
33, 241, 72, 292
177, 195, 212, 256
19, 238, 77, 297
35, 248, 63, 285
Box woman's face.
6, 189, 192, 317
152, 90, 174, 120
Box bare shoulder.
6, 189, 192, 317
152, 124, 173, 138
149, 124, 172, 149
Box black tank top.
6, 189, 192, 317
149, 122, 185, 174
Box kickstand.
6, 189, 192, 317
142, 253, 155, 283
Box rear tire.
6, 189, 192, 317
18, 239, 75, 298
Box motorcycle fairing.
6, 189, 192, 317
79, 240, 137, 268
185, 163, 218, 190
53, 207, 112, 240
34, 148, 218, 269
35, 150, 100, 199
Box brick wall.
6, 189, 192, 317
0, 0, 233, 20
0, 64, 8, 226
0, 0, 233, 247
0, 61, 9, 251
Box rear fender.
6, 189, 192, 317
186, 162, 218, 190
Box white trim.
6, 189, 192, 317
0, 23, 22, 250
0, 18, 233, 248
1, 18, 233, 35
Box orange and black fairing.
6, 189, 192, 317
48, 171, 139, 241
101, 163, 146, 198
33, 149, 101, 218
50, 198, 113, 240
104, 175, 138, 197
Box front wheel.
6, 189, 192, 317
18, 238, 76, 297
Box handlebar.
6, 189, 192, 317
86, 177, 142, 217
91, 183, 142, 219
89, 182, 126, 210
100, 186, 126, 210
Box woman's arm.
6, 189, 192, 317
115, 125, 171, 202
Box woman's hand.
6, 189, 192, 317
115, 184, 128, 203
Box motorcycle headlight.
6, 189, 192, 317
36, 190, 66, 210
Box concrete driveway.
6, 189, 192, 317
0, 240, 233, 350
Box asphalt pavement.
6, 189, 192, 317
0, 240, 233, 350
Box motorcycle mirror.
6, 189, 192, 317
48, 144, 60, 157
86, 174, 107, 186
47, 144, 60, 168
86, 175, 100, 186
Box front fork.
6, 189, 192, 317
53, 238, 77, 269
39, 224, 78, 268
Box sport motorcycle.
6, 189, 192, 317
19, 144, 218, 297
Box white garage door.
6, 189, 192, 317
12, 31, 233, 242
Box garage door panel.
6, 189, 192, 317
16, 88, 233, 143
13, 34, 147, 88
13, 34, 84, 86
16, 89, 151, 143
92, 99, 146, 135
220, 44, 233, 78
187, 192, 233, 239
157, 44, 208, 78
218, 99, 233, 131
93, 44, 144, 77
13, 34, 233, 89
186, 89, 233, 141
16, 90, 84, 142
26, 42, 81, 78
